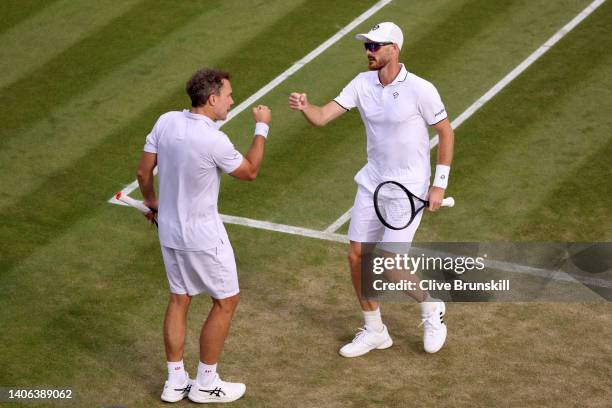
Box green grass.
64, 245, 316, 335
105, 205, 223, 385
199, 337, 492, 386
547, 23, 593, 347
0, 0, 142, 90
0, 0, 610, 407
0, 0, 52, 35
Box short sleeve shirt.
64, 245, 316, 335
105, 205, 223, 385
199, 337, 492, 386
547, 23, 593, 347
334, 64, 447, 190
144, 110, 243, 250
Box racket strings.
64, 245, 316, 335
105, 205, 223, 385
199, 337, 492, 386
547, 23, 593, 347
377, 183, 415, 228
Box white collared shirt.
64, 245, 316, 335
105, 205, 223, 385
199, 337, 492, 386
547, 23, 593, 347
144, 109, 243, 250
334, 64, 448, 191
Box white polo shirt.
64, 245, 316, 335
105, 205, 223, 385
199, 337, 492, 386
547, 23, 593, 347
334, 64, 447, 192
143, 110, 243, 250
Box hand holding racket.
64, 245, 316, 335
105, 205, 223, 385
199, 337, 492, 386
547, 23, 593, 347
115, 191, 158, 227
373, 181, 455, 230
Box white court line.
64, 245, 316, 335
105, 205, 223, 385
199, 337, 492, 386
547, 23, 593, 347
108, 0, 392, 206
221, 215, 348, 243
326, 0, 606, 232
323, 210, 353, 233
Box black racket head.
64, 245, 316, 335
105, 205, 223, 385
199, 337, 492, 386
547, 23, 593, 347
373, 181, 420, 230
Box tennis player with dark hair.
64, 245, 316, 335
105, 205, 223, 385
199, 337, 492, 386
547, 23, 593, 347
289, 22, 454, 357
138, 68, 271, 403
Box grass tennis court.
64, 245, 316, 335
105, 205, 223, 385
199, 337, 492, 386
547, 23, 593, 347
1, 0, 611, 407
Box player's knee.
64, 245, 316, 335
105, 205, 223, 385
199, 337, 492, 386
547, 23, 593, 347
214, 294, 240, 314
169, 293, 191, 307
348, 247, 362, 266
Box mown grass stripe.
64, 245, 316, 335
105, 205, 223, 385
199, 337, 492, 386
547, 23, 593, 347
0, 0, 54, 35
0, 0, 142, 90
0, 0, 220, 148
514, 136, 612, 241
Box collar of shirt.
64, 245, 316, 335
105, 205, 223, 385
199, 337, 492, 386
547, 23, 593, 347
182, 109, 220, 129
375, 63, 409, 87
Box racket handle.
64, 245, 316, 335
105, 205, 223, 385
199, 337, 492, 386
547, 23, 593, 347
441, 197, 455, 208
115, 191, 154, 214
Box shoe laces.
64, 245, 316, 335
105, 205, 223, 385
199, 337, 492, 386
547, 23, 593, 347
419, 312, 442, 332
351, 327, 368, 343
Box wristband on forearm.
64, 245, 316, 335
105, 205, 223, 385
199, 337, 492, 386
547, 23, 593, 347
433, 164, 450, 189
254, 122, 269, 138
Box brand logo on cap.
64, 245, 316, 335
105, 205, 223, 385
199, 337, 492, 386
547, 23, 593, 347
372, 24, 380, 30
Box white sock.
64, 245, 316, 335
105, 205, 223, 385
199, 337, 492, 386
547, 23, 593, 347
197, 361, 217, 387
363, 308, 384, 332
167, 360, 187, 385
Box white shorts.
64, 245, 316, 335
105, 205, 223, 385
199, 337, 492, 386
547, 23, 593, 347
348, 184, 427, 249
160, 242, 239, 299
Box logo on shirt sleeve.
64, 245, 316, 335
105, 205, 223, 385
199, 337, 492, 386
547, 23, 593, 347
434, 108, 446, 117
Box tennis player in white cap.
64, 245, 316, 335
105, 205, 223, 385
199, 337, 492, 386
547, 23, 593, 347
289, 22, 454, 357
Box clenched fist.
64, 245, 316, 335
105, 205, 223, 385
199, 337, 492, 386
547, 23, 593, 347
288, 92, 308, 111
252, 105, 271, 124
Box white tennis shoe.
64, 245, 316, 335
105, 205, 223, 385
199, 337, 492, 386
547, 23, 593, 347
339, 325, 393, 358
421, 300, 447, 353
161, 374, 191, 403
188, 374, 246, 404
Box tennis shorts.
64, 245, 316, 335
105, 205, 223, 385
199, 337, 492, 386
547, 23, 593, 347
348, 184, 427, 249
160, 242, 239, 299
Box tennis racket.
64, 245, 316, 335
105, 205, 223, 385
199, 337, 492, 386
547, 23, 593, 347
373, 181, 455, 230
115, 191, 158, 227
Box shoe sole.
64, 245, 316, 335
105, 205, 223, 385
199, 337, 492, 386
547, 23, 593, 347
161, 394, 187, 403
188, 388, 246, 404
339, 337, 394, 358
377, 338, 394, 350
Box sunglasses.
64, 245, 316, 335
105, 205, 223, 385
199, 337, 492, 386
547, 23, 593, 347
364, 42, 393, 52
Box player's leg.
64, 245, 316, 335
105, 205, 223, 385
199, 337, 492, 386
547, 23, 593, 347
348, 240, 379, 312
199, 293, 240, 365
379, 211, 428, 303
382, 190, 447, 354
186, 243, 246, 403
164, 293, 192, 361
190, 298, 246, 404
340, 187, 393, 358
160, 247, 193, 403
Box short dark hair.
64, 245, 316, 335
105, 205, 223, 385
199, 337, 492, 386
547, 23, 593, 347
186, 68, 230, 107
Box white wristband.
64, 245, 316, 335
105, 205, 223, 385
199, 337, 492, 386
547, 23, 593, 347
254, 122, 269, 138
433, 164, 450, 189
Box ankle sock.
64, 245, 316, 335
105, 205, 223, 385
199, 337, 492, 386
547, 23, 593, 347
196, 361, 217, 387
167, 360, 187, 385
363, 308, 384, 332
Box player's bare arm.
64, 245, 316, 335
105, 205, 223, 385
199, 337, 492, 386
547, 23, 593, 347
230, 105, 271, 181
136, 151, 158, 223
288, 92, 346, 127
428, 118, 454, 211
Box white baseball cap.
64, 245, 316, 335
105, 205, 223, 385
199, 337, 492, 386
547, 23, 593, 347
355, 22, 404, 50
